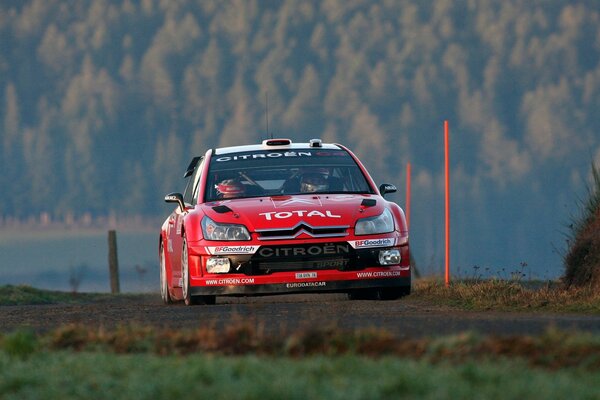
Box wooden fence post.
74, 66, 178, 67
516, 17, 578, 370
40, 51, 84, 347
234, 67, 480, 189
108, 230, 120, 293
444, 120, 451, 287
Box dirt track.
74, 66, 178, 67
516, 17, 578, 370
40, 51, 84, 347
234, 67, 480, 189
2, 293, 600, 337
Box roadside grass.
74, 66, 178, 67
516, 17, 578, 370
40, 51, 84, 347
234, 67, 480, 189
0, 285, 142, 306
564, 162, 600, 288
1, 323, 600, 370
1, 351, 599, 400
0, 285, 95, 305
1, 326, 600, 399
412, 278, 600, 313
4, 279, 599, 313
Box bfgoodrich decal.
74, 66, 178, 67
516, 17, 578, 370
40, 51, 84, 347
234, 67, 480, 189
206, 246, 260, 255
348, 238, 396, 249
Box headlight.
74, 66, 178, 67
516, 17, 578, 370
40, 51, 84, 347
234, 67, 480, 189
355, 209, 394, 235
201, 217, 251, 241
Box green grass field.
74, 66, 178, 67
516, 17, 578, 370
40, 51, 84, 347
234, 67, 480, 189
1, 350, 599, 399
1, 323, 600, 399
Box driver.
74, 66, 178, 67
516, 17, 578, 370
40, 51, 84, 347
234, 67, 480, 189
300, 170, 329, 193
216, 179, 245, 199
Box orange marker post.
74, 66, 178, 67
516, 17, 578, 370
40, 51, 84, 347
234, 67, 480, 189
444, 120, 450, 287
406, 162, 411, 229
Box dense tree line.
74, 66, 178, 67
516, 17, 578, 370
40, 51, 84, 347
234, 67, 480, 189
1, 0, 599, 272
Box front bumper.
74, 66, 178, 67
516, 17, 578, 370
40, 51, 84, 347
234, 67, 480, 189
190, 267, 410, 296
186, 234, 411, 297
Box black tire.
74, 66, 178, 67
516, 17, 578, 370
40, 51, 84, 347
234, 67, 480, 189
348, 286, 411, 301
182, 237, 216, 306
347, 289, 377, 300
376, 286, 411, 300
159, 242, 173, 304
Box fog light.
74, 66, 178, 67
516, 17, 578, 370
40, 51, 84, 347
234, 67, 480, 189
379, 249, 401, 265
206, 257, 231, 273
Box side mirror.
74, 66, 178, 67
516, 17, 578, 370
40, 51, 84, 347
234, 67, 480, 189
379, 183, 397, 198
165, 192, 185, 212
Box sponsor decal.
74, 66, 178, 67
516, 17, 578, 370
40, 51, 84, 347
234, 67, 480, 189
259, 210, 341, 220
314, 151, 348, 157
207, 246, 260, 255
286, 281, 326, 288
314, 260, 348, 268
348, 238, 396, 249
215, 151, 312, 162
296, 272, 317, 279
175, 216, 182, 235
258, 244, 350, 258
356, 271, 402, 278
205, 278, 255, 285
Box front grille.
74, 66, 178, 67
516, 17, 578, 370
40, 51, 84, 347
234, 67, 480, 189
248, 242, 353, 273
258, 257, 350, 272
228, 244, 390, 276
256, 222, 349, 240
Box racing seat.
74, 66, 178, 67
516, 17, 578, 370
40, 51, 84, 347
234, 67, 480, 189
244, 184, 264, 197
281, 176, 343, 193
281, 177, 301, 194
328, 176, 343, 191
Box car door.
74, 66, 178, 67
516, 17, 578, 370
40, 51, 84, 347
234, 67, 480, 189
168, 157, 205, 286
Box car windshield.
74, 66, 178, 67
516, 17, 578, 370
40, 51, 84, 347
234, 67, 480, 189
205, 148, 373, 201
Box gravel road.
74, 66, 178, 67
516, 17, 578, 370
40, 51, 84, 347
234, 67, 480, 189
2, 293, 599, 337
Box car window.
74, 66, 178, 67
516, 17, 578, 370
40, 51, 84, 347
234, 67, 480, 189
183, 158, 204, 205
190, 158, 206, 205
204, 149, 373, 201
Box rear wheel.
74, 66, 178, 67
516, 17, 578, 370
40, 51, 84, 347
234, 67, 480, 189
159, 242, 172, 304
182, 237, 216, 306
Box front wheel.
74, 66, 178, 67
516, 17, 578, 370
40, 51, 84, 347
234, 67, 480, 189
375, 286, 411, 300
347, 289, 375, 300
181, 237, 216, 306
159, 241, 172, 304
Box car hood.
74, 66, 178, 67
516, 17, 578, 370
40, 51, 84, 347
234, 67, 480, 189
201, 194, 385, 232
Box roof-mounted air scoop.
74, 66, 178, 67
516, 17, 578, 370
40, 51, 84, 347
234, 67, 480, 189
309, 139, 322, 148
262, 138, 292, 148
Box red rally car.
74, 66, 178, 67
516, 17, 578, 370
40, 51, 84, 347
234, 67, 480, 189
160, 138, 411, 305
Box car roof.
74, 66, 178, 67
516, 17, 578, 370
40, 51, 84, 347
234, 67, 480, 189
214, 139, 342, 155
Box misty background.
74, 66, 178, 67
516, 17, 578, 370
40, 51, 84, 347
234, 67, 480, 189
1, 0, 600, 283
